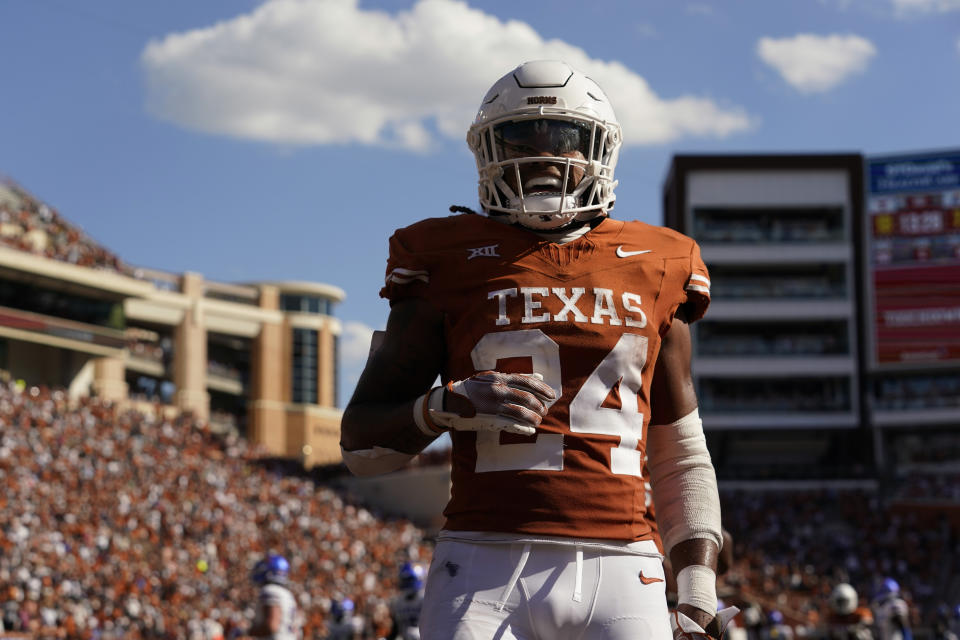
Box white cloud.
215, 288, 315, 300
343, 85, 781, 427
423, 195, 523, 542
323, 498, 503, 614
339, 320, 379, 400
756, 33, 876, 94
141, 0, 753, 150
340, 320, 377, 368
892, 0, 960, 14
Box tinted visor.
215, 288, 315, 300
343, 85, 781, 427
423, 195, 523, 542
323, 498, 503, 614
493, 119, 596, 160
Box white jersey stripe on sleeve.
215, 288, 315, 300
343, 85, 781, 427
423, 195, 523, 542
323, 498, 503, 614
388, 274, 429, 285
385, 267, 429, 285
686, 284, 710, 294
689, 274, 711, 286
392, 267, 429, 277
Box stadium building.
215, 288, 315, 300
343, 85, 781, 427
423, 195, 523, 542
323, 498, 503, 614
861, 149, 960, 501
0, 179, 345, 468
664, 151, 960, 486
664, 153, 871, 480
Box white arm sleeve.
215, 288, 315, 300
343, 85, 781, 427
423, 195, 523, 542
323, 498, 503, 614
646, 407, 722, 556
340, 446, 416, 477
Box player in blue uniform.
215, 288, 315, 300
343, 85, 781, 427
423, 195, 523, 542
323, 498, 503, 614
249, 554, 302, 640
389, 563, 425, 640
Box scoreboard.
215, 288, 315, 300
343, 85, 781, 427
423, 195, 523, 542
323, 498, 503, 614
866, 150, 960, 367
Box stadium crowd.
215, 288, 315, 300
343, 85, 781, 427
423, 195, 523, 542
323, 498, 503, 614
0, 181, 124, 272
0, 380, 430, 639
0, 374, 957, 638
718, 487, 959, 637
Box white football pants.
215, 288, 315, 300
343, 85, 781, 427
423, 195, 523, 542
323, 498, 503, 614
419, 538, 672, 640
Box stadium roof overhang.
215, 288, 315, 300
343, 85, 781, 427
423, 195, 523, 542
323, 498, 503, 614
0, 246, 153, 300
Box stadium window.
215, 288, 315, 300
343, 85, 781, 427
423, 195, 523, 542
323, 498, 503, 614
695, 320, 849, 357
708, 263, 847, 300
0, 278, 124, 328
292, 328, 318, 404
699, 376, 851, 412
280, 295, 301, 312
692, 206, 845, 244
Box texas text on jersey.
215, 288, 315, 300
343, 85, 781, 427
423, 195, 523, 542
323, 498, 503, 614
381, 212, 710, 541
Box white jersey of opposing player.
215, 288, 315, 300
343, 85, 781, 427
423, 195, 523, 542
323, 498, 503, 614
872, 597, 910, 640
390, 589, 424, 640
254, 583, 302, 640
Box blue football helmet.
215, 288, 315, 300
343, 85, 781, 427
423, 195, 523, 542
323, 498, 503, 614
876, 577, 900, 599
398, 562, 424, 592
331, 598, 354, 622
252, 554, 290, 586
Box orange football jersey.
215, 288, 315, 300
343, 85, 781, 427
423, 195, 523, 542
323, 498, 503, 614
380, 213, 711, 541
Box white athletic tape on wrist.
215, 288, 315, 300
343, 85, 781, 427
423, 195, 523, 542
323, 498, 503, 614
676, 564, 718, 617
646, 408, 722, 555
413, 387, 446, 436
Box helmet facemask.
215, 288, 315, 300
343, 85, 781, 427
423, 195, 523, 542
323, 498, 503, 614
471, 113, 620, 230
467, 61, 622, 232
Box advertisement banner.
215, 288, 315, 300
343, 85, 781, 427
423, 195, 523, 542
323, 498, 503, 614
867, 151, 960, 367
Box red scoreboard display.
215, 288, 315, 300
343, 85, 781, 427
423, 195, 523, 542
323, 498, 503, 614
867, 151, 960, 367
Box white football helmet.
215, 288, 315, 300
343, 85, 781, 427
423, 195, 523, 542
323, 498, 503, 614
467, 60, 622, 230
830, 583, 859, 615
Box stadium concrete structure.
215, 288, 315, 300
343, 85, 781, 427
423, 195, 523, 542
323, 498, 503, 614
664, 152, 960, 482
0, 180, 345, 468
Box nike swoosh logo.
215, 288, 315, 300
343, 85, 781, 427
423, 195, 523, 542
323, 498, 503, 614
616, 246, 652, 258
638, 571, 664, 585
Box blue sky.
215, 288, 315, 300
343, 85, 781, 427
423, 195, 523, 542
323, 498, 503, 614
2, 0, 959, 400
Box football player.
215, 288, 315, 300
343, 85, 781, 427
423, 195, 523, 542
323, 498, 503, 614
326, 598, 363, 640
389, 562, 426, 640
766, 610, 794, 639
249, 554, 302, 639
826, 583, 874, 640
871, 579, 912, 640
341, 59, 735, 639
